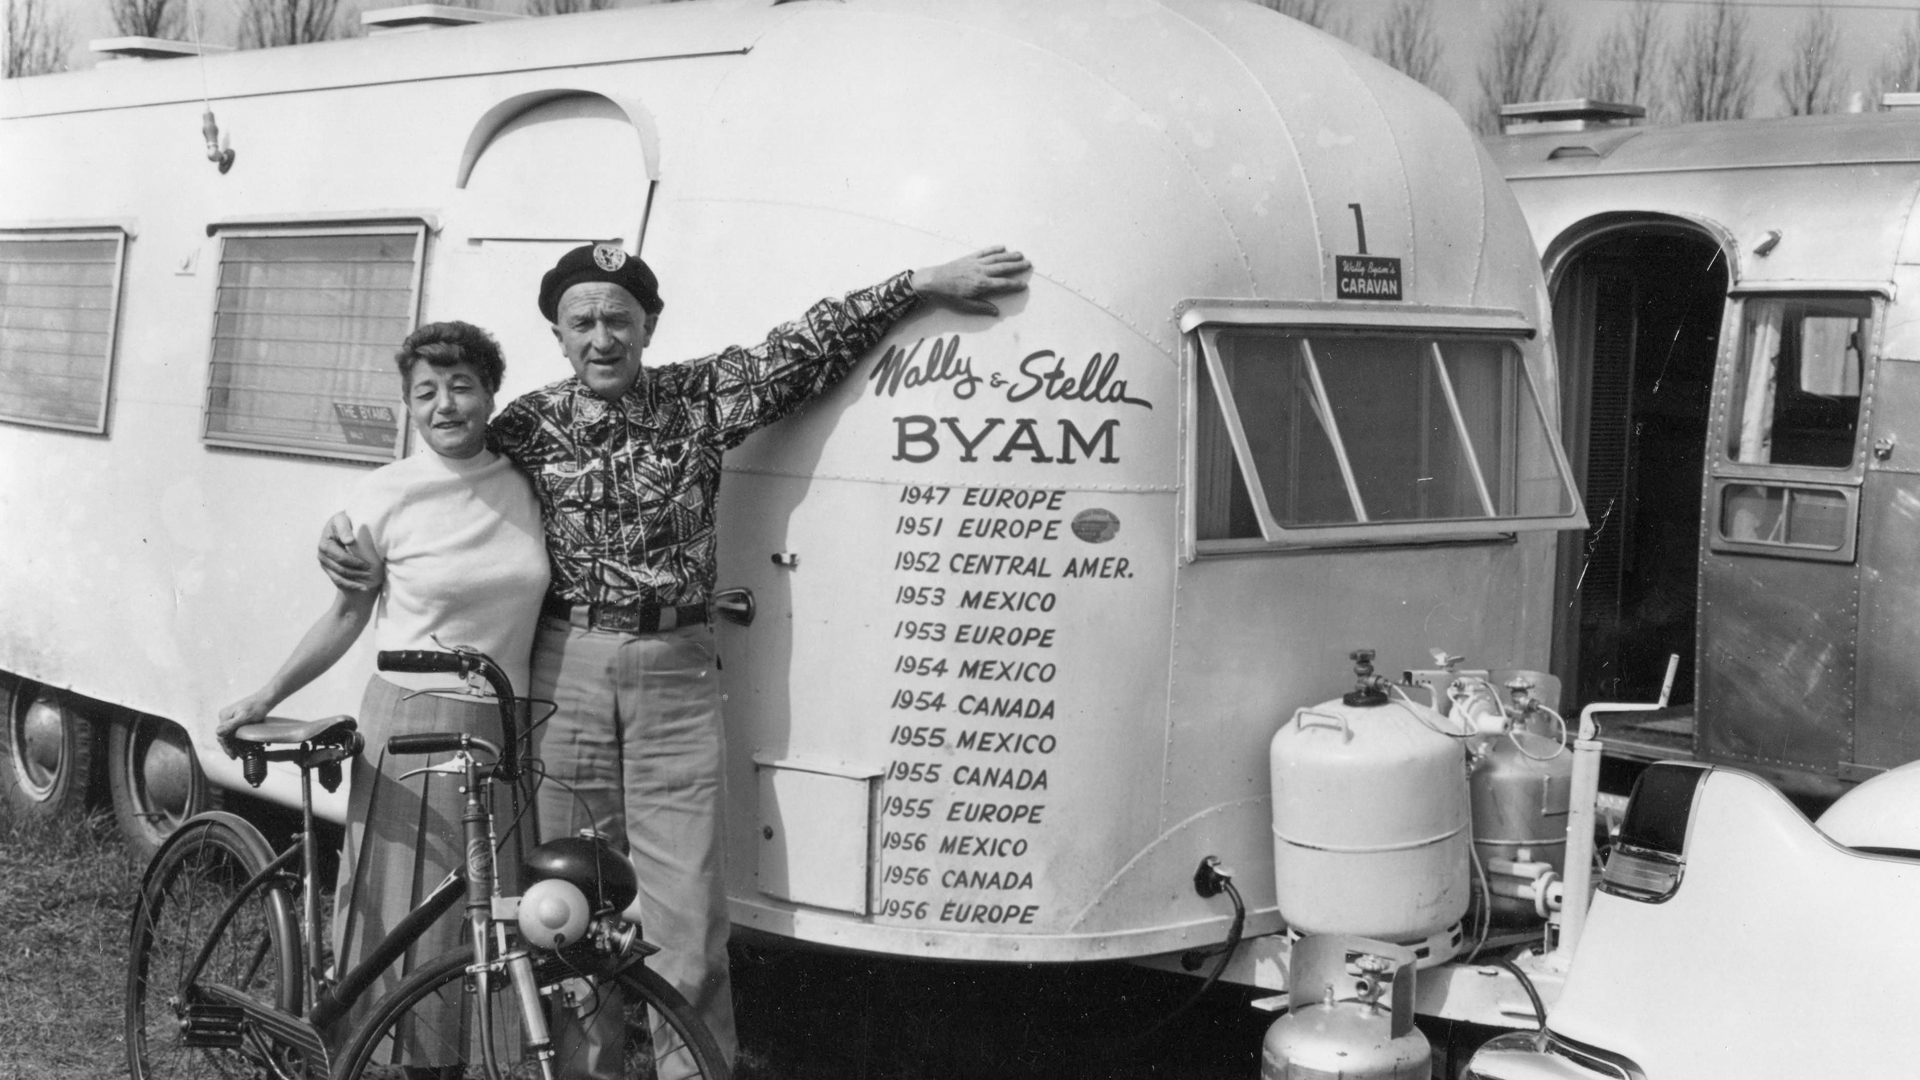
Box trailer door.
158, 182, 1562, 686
1698, 293, 1876, 786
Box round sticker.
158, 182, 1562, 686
1071, 508, 1120, 544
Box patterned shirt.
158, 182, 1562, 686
490, 271, 920, 610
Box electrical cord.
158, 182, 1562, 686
1386, 684, 1477, 738
1124, 876, 1246, 1048
1507, 703, 1569, 762
1492, 955, 1548, 1035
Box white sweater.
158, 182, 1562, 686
343, 448, 549, 698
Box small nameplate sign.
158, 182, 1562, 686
334, 402, 398, 448
1335, 255, 1403, 301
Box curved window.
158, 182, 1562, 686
1193, 324, 1580, 549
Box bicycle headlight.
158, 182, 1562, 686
518, 878, 591, 950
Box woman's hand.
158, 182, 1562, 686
216, 692, 277, 755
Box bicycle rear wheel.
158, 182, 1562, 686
126, 812, 300, 1080
337, 947, 729, 1080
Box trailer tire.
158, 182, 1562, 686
109, 713, 221, 862
1, 676, 97, 827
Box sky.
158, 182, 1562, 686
18, 0, 1920, 121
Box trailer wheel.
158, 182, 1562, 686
109, 713, 220, 862
1, 676, 96, 826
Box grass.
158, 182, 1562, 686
0, 802, 1275, 1080
0, 806, 143, 1080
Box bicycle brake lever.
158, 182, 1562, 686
397, 756, 471, 782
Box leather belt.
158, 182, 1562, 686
541, 594, 708, 634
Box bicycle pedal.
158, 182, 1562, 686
182, 1001, 246, 1048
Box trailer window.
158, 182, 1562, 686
1726, 296, 1869, 469
1195, 328, 1577, 544
0, 231, 126, 434
203, 229, 423, 462
1719, 483, 1849, 551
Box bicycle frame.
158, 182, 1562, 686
159, 647, 559, 1080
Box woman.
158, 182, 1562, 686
218, 321, 548, 1061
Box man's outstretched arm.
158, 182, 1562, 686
699, 246, 1033, 446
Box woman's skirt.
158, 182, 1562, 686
330, 674, 526, 1064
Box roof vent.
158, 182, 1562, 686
361, 4, 526, 33
1882, 92, 1920, 111
1499, 98, 1646, 135
89, 36, 232, 61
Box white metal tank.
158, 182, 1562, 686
1270, 654, 1471, 943
1260, 935, 1430, 1080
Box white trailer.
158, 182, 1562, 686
0, 0, 1582, 1000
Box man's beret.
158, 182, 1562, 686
538, 242, 662, 323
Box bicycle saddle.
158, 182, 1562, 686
230, 715, 358, 747
226, 716, 361, 790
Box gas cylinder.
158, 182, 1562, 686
1270, 651, 1470, 944
1261, 935, 1430, 1080
1467, 678, 1572, 925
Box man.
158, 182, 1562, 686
322, 243, 1031, 1075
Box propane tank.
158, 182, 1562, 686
1261, 935, 1430, 1080
1270, 650, 1471, 945
1467, 675, 1572, 925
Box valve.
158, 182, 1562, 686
1353, 953, 1393, 1007
1343, 648, 1390, 707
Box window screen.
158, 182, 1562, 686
204, 230, 422, 461
1196, 328, 1577, 543
0, 232, 126, 433
1726, 296, 1869, 469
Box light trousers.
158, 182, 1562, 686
530, 614, 736, 1079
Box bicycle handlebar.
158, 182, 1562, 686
388, 733, 470, 757
378, 649, 474, 675
376, 649, 523, 781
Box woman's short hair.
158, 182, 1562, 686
395, 321, 506, 393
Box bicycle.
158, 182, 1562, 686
124, 646, 729, 1080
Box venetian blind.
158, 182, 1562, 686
0, 234, 124, 432
204, 231, 420, 461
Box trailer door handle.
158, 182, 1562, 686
714, 587, 755, 627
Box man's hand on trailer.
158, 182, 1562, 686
910, 247, 1032, 315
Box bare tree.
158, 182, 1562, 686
1667, 0, 1754, 123
1777, 9, 1843, 116
1476, 0, 1566, 133
1579, 0, 1663, 117
1371, 0, 1447, 96
5, 0, 69, 76
237, 0, 340, 46
1871, 14, 1920, 102
525, 0, 617, 15
107, 0, 185, 39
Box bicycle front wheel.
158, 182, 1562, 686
125, 812, 300, 1080
337, 947, 729, 1080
